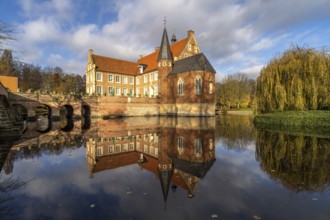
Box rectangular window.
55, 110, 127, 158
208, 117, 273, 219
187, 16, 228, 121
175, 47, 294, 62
123, 76, 128, 84
154, 85, 158, 95
144, 74, 148, 83
115, 144, 121, 153
96, 86, 102, 95
144, 134, 148, 141
150, 73, 153, 81
136, 76, 140, 85
129, 143, 134, 151
96, 147, 103, 156
129, 77, 134, 84
108, 145, 114, 154
144, 87, 148, 96
154, 72, 158, 80
123, 143, 128, 152
129, 88, 133, 96
108, 87, 114, 96
123, 88, 127, 96
108, 74, 113, 82
115, 87, 121, 95
96, 73, 102, 81
115, 75, 121, 83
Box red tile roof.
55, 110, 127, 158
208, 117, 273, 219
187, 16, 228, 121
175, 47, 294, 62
92, 54, 138, 75
137, 37, 188, 73
92, 37, 188, 75
93, 151, 139, 173
171, 38, 188, 57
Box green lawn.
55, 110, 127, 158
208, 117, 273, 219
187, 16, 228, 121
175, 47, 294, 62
253, 110, 330, 138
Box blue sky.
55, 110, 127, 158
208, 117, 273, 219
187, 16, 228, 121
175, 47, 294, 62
1, 0, 330, 81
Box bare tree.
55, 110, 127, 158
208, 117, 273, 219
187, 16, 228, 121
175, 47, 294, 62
0, 21, 15, 51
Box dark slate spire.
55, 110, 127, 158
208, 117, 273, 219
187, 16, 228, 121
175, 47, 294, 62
157, 28, 173, 62
158, 168, 173, 203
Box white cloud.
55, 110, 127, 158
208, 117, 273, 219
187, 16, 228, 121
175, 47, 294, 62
20, 18, 61, 43
240, 65, 264, 79
9, 0, 330, 76
250, 38, 275, 52
19, 0, 74, 21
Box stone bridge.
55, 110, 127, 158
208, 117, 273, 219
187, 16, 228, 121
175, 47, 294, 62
7, 92, 91, 120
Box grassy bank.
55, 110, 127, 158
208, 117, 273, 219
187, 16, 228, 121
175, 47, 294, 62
254, 110, 330, 138
226, 108, 253, 115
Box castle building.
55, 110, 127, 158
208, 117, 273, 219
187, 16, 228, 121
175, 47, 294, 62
85, 27, 216, 116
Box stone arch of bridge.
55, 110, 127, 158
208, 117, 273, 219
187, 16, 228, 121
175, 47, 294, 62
81, 104, 91, 117
60, 104, 74, 132
81, 104, 91, 130
35, 104, 52, 133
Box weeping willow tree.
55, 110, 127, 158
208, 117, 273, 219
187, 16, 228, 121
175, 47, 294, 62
255, 46, 330, 114
256, 130, 330, 192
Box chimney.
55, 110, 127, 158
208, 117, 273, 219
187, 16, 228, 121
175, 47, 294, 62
139, 55, 143, 59
89, 49, 94, 55
187, 30, 194, 37
155, 47, 160, 52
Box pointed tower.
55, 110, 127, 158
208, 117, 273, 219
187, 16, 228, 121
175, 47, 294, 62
157, 127, 174, 205
157, 27, 173, 104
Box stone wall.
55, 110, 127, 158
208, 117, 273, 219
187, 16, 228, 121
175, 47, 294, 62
83, 96, 215, 117
160, 103, 215, 116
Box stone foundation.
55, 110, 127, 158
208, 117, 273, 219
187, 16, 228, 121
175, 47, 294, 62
83, 96, 215, 117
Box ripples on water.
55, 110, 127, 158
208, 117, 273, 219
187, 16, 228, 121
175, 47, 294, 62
0, 116, 329, 220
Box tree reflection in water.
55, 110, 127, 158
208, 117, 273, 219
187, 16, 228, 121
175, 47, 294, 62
256, 130, 330, 192
0, 140, 26, 216
0, 177, 26, 215
216, 115, 255, 151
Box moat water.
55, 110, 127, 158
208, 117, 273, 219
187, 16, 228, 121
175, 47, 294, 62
0, 115, 329, 220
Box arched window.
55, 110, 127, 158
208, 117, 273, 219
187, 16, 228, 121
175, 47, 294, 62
194, 138, 203, 158
177, 136, 184, 155
209, 80, 213, 94
194, 76, 203, 95
178, 78, 184, 96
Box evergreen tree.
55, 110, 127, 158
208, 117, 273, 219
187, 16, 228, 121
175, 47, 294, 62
0, 49, 17, 76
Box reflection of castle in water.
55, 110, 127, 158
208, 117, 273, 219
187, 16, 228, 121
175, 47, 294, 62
85, 117, 215, 199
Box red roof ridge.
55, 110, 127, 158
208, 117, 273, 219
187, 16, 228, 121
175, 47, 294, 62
93, 53, 137, 65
